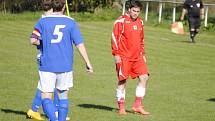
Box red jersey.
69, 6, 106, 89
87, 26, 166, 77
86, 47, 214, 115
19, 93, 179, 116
111, 14, 144, 61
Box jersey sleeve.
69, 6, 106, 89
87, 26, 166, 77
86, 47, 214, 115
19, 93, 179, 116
140, 20, 145, 55
31, 19, 42, 40
200, 0, 204, 9
71, 22, 83, 46
183, 0, 189, 9
111, 18, 124, 56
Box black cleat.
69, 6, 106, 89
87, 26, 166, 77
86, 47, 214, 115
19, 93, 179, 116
191, 37, 195, 43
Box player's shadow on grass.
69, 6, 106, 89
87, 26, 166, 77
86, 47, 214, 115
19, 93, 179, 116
78, 104, 115, 111
78, 104, 133, 113
1, 108, 26, 115
1, 108, 46, 117
180, 40, 194, 43
207, 98, 215, 102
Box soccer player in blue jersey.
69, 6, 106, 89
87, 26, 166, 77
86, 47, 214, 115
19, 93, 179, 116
27, 1, 70, 120
30, 0, 93, 120
27, 1, 53, 120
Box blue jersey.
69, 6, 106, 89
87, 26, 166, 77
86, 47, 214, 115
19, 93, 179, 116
32, 15, 83, 72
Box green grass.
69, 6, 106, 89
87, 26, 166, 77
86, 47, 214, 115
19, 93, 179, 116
0, 18, 215, 121
0, 9, 122, 22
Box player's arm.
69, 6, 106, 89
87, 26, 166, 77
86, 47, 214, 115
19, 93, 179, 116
180, 1, 188, 21
30, 38, 40, 45
71, 22, 93, 73
200, 8, 204, 20
112, 19, 123, 63
140, 20, 146, 62
76, 43, 93, 73
180, 8, 187, 21
200, 1, 204, 20
30, 29, 41, 45
30, 20, 42, 46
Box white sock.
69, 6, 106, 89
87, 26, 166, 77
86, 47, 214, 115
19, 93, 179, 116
116, 89, 125, 101
136, 86, 145, 97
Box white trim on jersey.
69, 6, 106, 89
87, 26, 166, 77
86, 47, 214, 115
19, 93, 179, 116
42, 14, 74, 20
119, 22, 125, 42
112, 17, 125, 51
114, 18, 125, 25
119, 66, 125, 78
112, 32, 118, 50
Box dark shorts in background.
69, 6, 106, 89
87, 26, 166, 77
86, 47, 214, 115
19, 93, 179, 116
188, 17, 201, 30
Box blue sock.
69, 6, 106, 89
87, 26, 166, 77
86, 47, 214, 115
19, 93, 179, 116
53, 89, 59, 113
42, 98, 57, 121
31, 89, 42, 112
58, 99, 69, 121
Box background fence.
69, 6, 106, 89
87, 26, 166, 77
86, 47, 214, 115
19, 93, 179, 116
122, 0, 215, 27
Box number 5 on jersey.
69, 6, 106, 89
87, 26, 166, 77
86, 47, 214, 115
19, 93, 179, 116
51, 25, 66, 43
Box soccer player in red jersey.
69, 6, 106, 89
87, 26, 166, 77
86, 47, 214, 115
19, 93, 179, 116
111, 0, 150, 115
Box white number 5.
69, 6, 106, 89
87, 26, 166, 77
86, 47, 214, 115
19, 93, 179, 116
51, 25, 66, 43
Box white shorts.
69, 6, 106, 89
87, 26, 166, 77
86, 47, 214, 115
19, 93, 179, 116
37, 71, 73, 92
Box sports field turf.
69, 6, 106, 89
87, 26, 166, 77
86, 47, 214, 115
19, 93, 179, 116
0, 19, 215, 121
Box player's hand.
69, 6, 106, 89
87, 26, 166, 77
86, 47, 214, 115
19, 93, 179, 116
180, 16, 184, 21
30, 38, 40, 45
114, 55, 121, 63
86, 63, 93, 74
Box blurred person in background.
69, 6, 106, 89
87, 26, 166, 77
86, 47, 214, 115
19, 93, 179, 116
180, 0, 204, 43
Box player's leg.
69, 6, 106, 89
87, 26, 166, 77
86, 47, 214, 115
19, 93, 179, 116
194, 17, 201, 40
116, 80, 127, 115
53, 88, 59, 113
38, 71, 57, 121
27, 88, 44, 120
188, 17, 196, 43
131, 59, 150, 115
56, 71, 73, 121
115, 59, 130, 115
57, 90, 69, 121
27, 50, 44, 120
42, 93, 56, 121
31, 89, 42, 112
132, 74, 150, 115
63, 72, 73, 120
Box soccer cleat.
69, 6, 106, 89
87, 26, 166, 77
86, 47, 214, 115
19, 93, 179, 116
190, 35, 195, 43
55, 112, 71, 121
66, 116, 70, 121
118, 108, 127, 115
27, 109, 44, 120
117, 98, 127, 115
191, 38, 195, 43
132, 106, 150, 115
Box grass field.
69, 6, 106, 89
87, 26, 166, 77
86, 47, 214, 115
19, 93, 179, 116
0, 19, 215, 121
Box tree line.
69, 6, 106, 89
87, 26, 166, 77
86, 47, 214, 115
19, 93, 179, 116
0, 0, 123, 13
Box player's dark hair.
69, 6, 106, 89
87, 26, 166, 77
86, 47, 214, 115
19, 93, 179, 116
42, 0, 52, 11
52, 0, 65, 12
129, 0, 143, 10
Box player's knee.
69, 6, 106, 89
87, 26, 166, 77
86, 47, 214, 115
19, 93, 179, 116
42, 92, 52, 99
58, 90, 68, 99
118, 80, 126, 85
139, 74, 149, 82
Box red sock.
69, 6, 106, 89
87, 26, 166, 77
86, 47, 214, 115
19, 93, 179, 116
134, 97, 143, 107
118, 98, 125, 110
